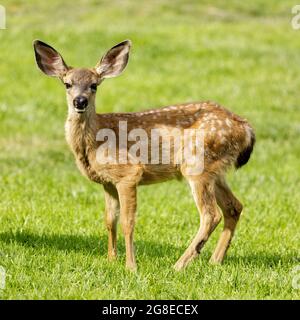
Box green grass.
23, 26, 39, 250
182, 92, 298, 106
0, 0, 300, 299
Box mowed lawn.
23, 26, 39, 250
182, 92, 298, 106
0, 0, 299, 299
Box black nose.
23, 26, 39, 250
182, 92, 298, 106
73, 96, 88, 110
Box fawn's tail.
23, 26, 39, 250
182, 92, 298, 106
235, 126, 256, 169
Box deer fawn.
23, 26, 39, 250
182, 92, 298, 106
33, 39, 255, 271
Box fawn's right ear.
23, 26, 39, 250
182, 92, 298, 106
33, 40, 69, 78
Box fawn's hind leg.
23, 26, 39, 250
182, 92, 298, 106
174, 177, 222, 271
210, 177, 243, 264
104, 184, 120, 261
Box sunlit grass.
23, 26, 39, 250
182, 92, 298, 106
0, 0, 299, 299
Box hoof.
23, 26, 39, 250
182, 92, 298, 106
126, 263, 137, 272
108, 253, 117, 262
209, 256, 223, 265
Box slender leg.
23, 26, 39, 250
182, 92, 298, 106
174, 178, 221, 271
210, 178, 243, 264
103, 184, 120, 261
116, 183, 137, 271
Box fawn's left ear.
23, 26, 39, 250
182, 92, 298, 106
33, 40, 69, 78
95, 40, 131, 79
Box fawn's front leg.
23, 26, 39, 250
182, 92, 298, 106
104, 184, 120, 261
116, 183, 137, 271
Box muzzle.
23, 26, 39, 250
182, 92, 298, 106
73, 96, 88, 113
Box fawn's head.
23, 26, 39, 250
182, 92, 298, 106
33, 40, 131, 115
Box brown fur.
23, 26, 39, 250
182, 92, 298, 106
34, 40, 255, 271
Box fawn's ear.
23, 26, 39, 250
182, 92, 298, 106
95, 40, 131, 79
33, 40, 69, 78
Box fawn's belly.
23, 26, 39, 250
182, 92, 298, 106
139, 164, 182, 185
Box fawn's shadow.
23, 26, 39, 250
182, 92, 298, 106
0, 231, 298, 267
225, 252, 300, 267
0, 230, 182, 259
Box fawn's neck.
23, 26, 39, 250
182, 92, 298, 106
65, 108, 97, 145
65, 108, 99, 175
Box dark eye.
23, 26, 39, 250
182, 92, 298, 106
64, 83, 72, 89
90, 84, 97, 92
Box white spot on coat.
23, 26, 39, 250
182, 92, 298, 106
225, 118, 232, 127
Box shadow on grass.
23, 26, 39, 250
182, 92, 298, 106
225, 252, 300, 267
1, 231, 297, 267
0, 230, 182, 258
